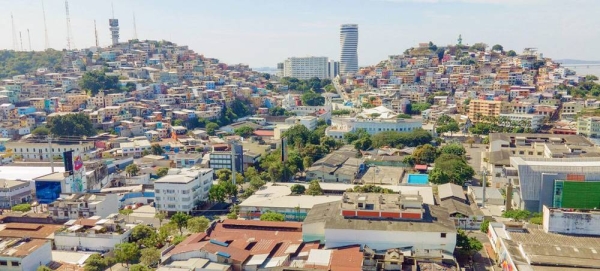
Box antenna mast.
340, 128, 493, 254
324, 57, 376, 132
94, 20, 99, 47
65, 0, 75, 50
42, 0, 50, 49
27, 29, 32, 51
133, 12, 138, 40
19, 31, 24, 51
11, 13, 18, 51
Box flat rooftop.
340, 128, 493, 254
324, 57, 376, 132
0, 166, 65, 181
0, 238, 48, 258
360, 166, 404, 185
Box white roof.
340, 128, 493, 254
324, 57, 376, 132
305, 249, 332, 267
239, 184, 341, 209
438, 183, 466, 201
246, 254, 269, 266
0, 166, 65, 181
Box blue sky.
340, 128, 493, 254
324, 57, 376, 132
0, 0, 599, 67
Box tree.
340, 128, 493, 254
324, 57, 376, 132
290, 184, 306, 195
187, 216, 210, 233
142, 150, 150, 156
155, 212, 166, 227
266, 82, 274, 90
126, 164, 140, 176
37, 266, 53, 271
158, 223, 178, 244
80, 70, 119, 96
456, 230, 483, 258
206, 122, 219, 136
170, 212, 191, 235
440, 143, 466, 157
260, 211, 285, 221
151, 144, 164, 155
130, 264, 152, 271
84, 254, 116, 271
140, 247, 160, 267
31, 126, 50, 136
209, 183, 227, 202
173, 119, 184, 127
48, 113, 96, 137
529, 212, 543, 225
11, 203, 31, 212
480, 219, 490, 233
430, 154, 474, 185
249, 177, 266, 190
156, 167, 169, 178
586, 75, 599, 81
301, 90, 325, 106
350, 185, 394, 193
466, 137, 475, 148
234, 126, 255, 138
491, 44, 504, 52
409, 102, 431, 114
502, 210, 531, 221
412, 144, 437, 164
115, 242, 140, 267
469, 43, 487, 52
119, 208, 133, 222
507, 50, 517, 57
0, 49, 65, 79
306, 180, 324, 195
131, 225, 158, 248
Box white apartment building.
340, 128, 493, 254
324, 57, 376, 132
154, 168, 214, 214
498, 113, 544, 131
284, 116, 318, 131
54, 216, 133, 252
48, 193, 120, 220
0, 238, 52, 271
283, 56, 328, 80
0, 179, 33, 208
326, 117, 423, 139
5, 141, 95, 161
120, 139, 152, 158
577, 116, 600, 138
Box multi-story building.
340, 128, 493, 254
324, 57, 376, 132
119, 140, 152, 158
327, 117, 423, 139
328, 60, 340, 79
303, 192, 457, 252
468, 99, 502, 122
5, 141, 94, 161
0, 238, 52, 271
498, 113, 544, 131
0, 179, 33, 209
154, 168, 214, 214
340, 24, 359, 75
577, 116, 600, 138
47, 193, 120, 220
54, 215, 133, 252
284, 116, 318, 131
282, 56, 328, 80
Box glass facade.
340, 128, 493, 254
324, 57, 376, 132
35, 181, 62, 204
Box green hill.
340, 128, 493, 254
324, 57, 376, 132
0, 49, 65, 79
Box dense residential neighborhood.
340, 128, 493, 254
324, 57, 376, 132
0, 12, 600, 271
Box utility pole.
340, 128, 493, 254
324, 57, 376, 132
48, 136, 54, 173
481, 168, 487, 208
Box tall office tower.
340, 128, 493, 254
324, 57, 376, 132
328, 60, 340, 79
340, 24, 358, 75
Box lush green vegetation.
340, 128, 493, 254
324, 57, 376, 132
332, 109, 352, 116
429, 153, 474, 185
290, 184, 306, 195
408, 102, 431, 115
48, 113, 96, 137
269, 106, 295, 116
456, 229, 483, 259
80, 70, 120, 96
280, 77, 332, 92
306, 180, 324, 195
469, 115, 535, 135
563, 77, 600, 98
436, 115, 460, 135
260, 211, 285, 221
0, 50, 64, 79
302, 90, 325, 106
208, 169, 241, 202
502, 209, 532, 222
347, 185, 394, 193
234, 126, 255, 138
11, 203, 31, 212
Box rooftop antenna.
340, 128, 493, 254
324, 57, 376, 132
27, 29, 32, 51
65, 0, 75, 50
94, 20, 99, 47
42, 0, 50, 49
111, 2, 115, 19
19, 31, 24, 51
133, 12, 138, 40
11, 13, 18, 51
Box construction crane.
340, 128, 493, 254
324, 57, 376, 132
65, 0, 75, 50
11, 13, 18, 51
42, 0, 50, 49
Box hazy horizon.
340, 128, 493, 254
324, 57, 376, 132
1, 0, 599, 67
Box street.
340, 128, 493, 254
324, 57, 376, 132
465, 143, 485, 185
467, 230, 496, 271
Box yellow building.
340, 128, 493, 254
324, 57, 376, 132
468, 99, 502, 122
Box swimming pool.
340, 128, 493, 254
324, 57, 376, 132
407, 174, 429, 185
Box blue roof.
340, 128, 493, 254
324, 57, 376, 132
216, 251, 231, 258
210, 239, 229, 247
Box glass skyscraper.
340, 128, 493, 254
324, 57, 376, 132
340, 24, 358, 75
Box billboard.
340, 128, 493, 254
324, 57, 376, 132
553, 180, 600, 209
63, 150, 87, 193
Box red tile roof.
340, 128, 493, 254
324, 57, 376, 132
253, 130, 274, 137
330, 245, 363, 271
221, 219, 302, 230
415, 164, 428, 170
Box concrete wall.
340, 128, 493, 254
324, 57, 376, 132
22, 241, 52, 271
543, 206, 600, 236
324, 229, 456, 253
54, 229, 132, 252
302, 222, 326, 243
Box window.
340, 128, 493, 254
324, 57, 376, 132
10, 261, 19, 266
0, 261, 6, 266
155, 189, 160, 193
441, 233, 447, 238
168, 204, 176, 208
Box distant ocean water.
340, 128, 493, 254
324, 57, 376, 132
561, 64, 600, 78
